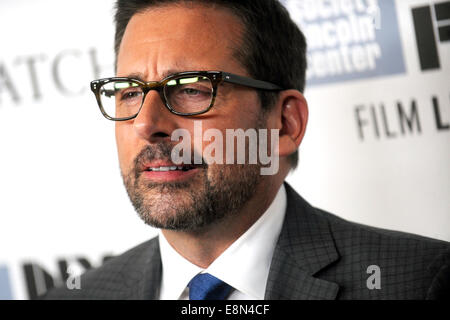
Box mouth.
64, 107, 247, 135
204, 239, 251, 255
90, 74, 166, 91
140, 162, 205, 182
144, 164, 199, 172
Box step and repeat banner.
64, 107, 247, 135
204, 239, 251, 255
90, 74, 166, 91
1, 0, 449, 299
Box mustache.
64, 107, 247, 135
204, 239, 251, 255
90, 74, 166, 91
132, 143, 207, 173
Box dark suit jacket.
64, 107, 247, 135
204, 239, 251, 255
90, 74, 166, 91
43, 183, 450, 299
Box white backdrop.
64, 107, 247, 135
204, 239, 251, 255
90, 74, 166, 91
0, 0, 449, 299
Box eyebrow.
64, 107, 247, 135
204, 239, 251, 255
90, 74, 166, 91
124, 72, 147, 82
124, 67, 203, 82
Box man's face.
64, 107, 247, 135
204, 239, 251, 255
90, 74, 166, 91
116, 5, 267, 231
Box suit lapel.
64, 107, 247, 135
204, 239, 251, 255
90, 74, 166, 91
117, 237, 162, 299
265, 183, 340, 300
139, 237, 162, 299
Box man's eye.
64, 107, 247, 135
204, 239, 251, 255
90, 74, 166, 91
183, 88, 201, 95
121, 90, 142, 100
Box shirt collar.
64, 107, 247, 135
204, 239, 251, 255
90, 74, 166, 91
158, 184, 287, 300
158, 230, 202, 300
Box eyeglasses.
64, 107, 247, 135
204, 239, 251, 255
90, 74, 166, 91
90, 71, 282, 121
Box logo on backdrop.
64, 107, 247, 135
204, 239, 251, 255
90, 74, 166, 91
353, 1, 450, 142
0, 265, 13, 299
21, 255, 113, 299
281, 0, 406, 85
1, 255, 115, 299
412, 1, 450, 71
0, 48, 113, 106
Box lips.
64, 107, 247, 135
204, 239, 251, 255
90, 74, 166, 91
142, 160, 203, 172
144, 164, 200, 172
138, 160, 205, 182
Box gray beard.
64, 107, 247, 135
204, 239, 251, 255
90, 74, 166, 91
121, 145, 262, 231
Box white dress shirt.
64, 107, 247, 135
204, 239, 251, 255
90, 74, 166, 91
158, 184, 287, 300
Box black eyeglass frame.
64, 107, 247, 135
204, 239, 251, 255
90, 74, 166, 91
90, 71, 283, 121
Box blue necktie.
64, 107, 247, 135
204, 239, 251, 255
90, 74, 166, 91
188, 273, 233, 300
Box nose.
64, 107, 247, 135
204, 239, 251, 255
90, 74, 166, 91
133, 90, 178, 143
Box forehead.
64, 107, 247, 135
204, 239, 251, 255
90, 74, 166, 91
116, 4, 245, 79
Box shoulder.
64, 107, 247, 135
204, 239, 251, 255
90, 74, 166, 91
41, 237, 160, 300
317, 208, 450, 299
285, 182, 450, 257
315, 205, 450, 254
284, 183, 450, 299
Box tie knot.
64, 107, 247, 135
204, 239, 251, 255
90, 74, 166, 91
188, 273, 233, 300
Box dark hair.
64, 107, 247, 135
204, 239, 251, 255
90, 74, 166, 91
114, 0, 307, 169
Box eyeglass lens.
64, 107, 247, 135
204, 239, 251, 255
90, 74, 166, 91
98, 75, 213, 119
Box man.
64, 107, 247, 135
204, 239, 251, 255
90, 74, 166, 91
44, 0, 449, 300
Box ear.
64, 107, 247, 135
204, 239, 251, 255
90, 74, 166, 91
275, 90, 308, 158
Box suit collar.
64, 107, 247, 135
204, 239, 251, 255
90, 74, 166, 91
116, 237, 162, 300
140, 238, 162, 299
264, 183, 340, 300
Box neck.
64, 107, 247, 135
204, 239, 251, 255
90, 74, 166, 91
161, 178, 284, 268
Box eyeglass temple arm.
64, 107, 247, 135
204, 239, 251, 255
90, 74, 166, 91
222, 72, 282, 91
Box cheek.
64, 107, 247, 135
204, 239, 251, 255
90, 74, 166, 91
206, 99, 261, 129
226, 94, 261, 127
115, 123, 135, 171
